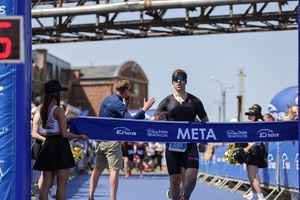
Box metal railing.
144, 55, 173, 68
31, 0, 298, 44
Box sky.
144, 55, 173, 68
33, 30, 298, 122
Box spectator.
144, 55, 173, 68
83, 140, 96, 171
33, 80, 89, 200
154, 142, 165, 172
263, 113, 276, 122
283, 104, 298, 121
32, 95, 60, 199
144, 142, 156, 172
134, 142, 147, 178
121, 142, 135, 178
242, 106, 267, 200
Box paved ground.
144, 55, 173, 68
65, 173, 244, 200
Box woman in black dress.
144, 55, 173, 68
243, 105, 267, 200
33, 80, 89, 200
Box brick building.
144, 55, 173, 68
32, 49, 149, 116
69, 61, 149, 116
32, 49, 71, 101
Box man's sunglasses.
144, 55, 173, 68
172, 76, 187, 82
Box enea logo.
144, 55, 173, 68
282, 153, 290, 169
268, 154, 276, 169
257, 129, 279, 138
0, 127, 8, 135
226, 130, 247, 138
113, 127, 136, 136
146, 128, 168, 137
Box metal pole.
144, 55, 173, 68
218, 103, 221, 122
211, 76, 224, 122
216, 80, 224, 122
276, 142, 281, 191
237, 95, 242, 122
32, 0, 296, 18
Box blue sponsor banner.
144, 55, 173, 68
204, 155, 218, 175
0, 1, 13, 16
70, 117, 298, 142
199, 153, 206, 173
0, 1, 15, 199
215, 145, 228, 176
280, 142, 298, 188
0, 65, 14, 199
269, 86, 298, 121
263, 142, 277, 185
198, 142, 298, 189
0, 0, 31, 199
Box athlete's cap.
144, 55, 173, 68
44, 80, 68, 94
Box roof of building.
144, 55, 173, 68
72, 65, 122, 79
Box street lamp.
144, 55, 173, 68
211, 76, 233, 122
213, 101, 222, 122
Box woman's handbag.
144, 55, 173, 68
31, 139, 43, 160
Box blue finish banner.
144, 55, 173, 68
70, 117, 298, 143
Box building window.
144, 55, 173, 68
46, 62, 53, 80
55, 65, 59, 80
76, 97, 86, 104
60, 68, 69, 85
32, 62, 39, 81
131, 64, 138, 79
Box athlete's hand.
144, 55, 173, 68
155, 111, 167, 120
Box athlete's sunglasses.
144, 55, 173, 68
172, 76, 187, 82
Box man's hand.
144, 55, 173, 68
142, 97, 156, 111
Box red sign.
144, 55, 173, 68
0, 16, 24, 63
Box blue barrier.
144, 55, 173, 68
199, 142, 299, 189
280, 141, 298, 188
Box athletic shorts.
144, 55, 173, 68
165, 143, 199, 175
94, 141, 123, 170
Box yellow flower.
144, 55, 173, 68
224, 143, 242, 165
72, 147, 83, 163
